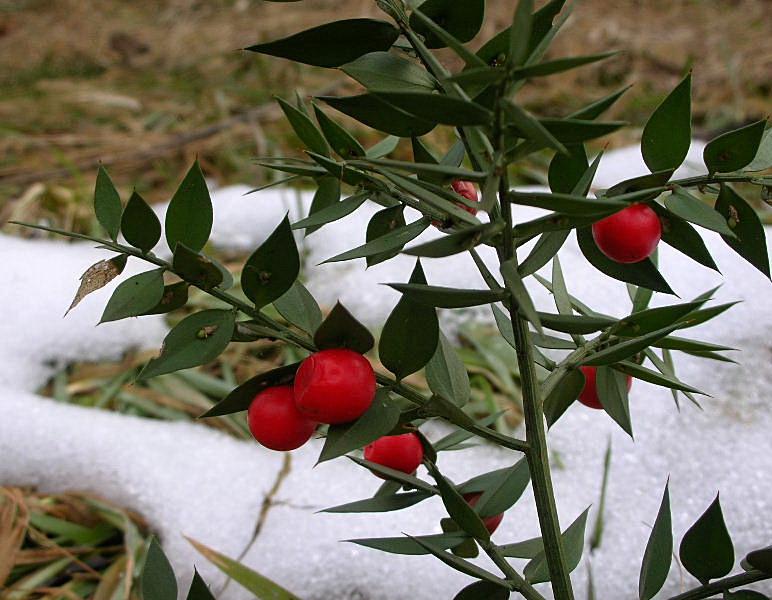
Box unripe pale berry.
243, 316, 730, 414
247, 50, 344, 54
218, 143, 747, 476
247, 385, 317, 451
578, 366, 633, 410
364, 433, 424, 476
462, 492, 504, 534
294, 349, 376, 424
591, 204, 662, 263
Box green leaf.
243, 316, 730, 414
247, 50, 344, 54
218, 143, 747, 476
380, 261, 439, 379
404, 223, 496, 258
639, 481, 673, 600
703, 119, 767, 174
617, 300, 706, 337
425, 331, 471, 407
165, 161, 213, 253
508, 190, 625, 215
200, 363, 299, 417
323, 490, 432, 513
367, 135, 401, 158
410, 534, 508, 586
577, 227, 674, 294
318, 389, 400, 463
319, 94, 435, 137
679, 494, 735, 584
100, 268, 165, 324
538, 118, 626, 144
312, 104, 366, 159
549, 145, 588, 194
94, 166, 122, 241
499, 536, 545, 559
500, 258, 542, 332
342, 51, 437, 92
348, 456, 436, 493
277, 97, 329, 156
544, 367, 584, 427
569, 86, 631, 120
665, 187, 735, 237
606, 169, 674, 198
519, 230, 570, 276
474, 458, 530, 518
186, 570, 215, 600
314, 302, 374, 354
745, 546, 772, 575
714, 186, 770, 278
503, 100, 566, 154
584, 325, 680, 367
187, 537, 300, 599
121, 191, 161, 253
305, 176, 341, 236
354, 156, 486, 182
242, 215, 300, 308
426, 464, 489, 541
138, 310, 235, 380
513, 51, 617, 80
172, 243, 224, 289
246, 19, 399, 68
362, 205, 406, 265
537, 312, 615, 334
274, 281, 323, 335
374, 92, 492, 127
614, 362, 703, 395
524, 508, 590, 583
654, 204, 719, 271
348, 532, 468, 556
142, 281, 189, 316
596, 366, 633, 437
508, 0, 534, 67
746, 126, 772, 171
141, 537, 177, 600
641, 73, 692, 172
409, 0, 485, 49
389, 283, 503, 308
454, 581, 511, 600
293, 192, 369, 231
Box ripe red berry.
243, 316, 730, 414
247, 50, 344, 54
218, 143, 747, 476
578, 366, 633, 410
462, 493, 504, 534
591, 204, 662, 263
364, 433, 424, 475
294, 349, 376, 424
247, 385, 317, 451
432, 180, 479, 228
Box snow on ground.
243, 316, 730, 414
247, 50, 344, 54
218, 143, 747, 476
1, 140, 771, 599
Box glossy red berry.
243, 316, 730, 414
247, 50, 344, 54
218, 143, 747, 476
364, 433, 424, 475
247, 386, 317, 451
463, 493, 504, 534
432, 180, 479, 228
294, 349, 376, 424
591, 204, 662, 263
578, 366, 633, 410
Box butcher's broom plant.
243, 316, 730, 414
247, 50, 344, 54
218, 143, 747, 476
15, 0, 772, 598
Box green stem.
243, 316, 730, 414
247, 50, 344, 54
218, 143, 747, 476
670, 173, 766, 188
480, 540, 547, 600
666, 570, 770, 600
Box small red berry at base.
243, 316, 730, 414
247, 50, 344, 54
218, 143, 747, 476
578, 366, 633, 410
462, 493, 504, 534
591, 204, 662, 263
294, 349, 376, 424
247, 386, 317, 451
364, 433, 424, 476
432, 180, 480, 228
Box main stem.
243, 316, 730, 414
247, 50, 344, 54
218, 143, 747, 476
500, 183, 575, 599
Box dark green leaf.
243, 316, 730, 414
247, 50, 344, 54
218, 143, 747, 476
100, 268, 165, 324
274, 281, 323, 335
596, 366, 633, 437
577, 227, 674, 294
746, 126, 772, 171
404, 223, 497, 258
499, 536, 545, 559
380, 260, 439, 379
654, 205, 719, 271
312, 104, 366, 159
501, 258, 542, 332
165, 161, 213, 253
539, 118, 626, 144
353, 157, 487, 182
544, 367, 584, 427
305, 176, 341, 236
714, 185, 770, 278
348, 532, 468, 556
614, 362, 703, 394
639, 481, 673, 600
389, 283, 503, 308
665, 187, 735, 237
348, 456, 436, 493
186, 570, 215, 600
569, 86, 631, 120
306, 151, 369, 186
641, 73, 692, 172
745, 546, 772, 575
246, 19, 399, 68
319, 94, 435, 137
679, 494, 735, 584
454, 580, 510, 600
364, 205, 406, 265
121, 191, 161, 253
703, 119, 767, 174
507, 190, 626, 215
434, 412, 504, 452
427, 463, 489, 541
94, 166, 122, 241
200, 363, 299, 417
409, 0, 485, 49
324, 491, 432, 513
508, 0, 534, 66
513, 51, 617, 79
342, 51, 437, 92
366, 135, 400, 158
172, 243, 223, 289
314, 302, 375, 354
538, 312, 616, 334
277, 97, 329, 156
474, 459, 530, 518
524, 508, 590, 583
425, 331, 471, 407
374, 92, 492, 127
293, 192, 369, 231
653, 335, 735, 353
519, 230, 570, 277
606, 169, 674, 198
503, 101, 566, 154
318, 389, 400, 463
617, 300, 706, 337
549, 145, 588, 194
142, 281, 189, 316
141, 537, 177, 600
138, 310, 235, 380
583, 325, 680, 366
242, 215, 300, 308
409, 534, 508, 586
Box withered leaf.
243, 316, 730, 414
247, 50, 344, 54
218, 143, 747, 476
66, 254, 128, 316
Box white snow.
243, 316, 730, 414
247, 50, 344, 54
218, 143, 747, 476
0, 141, 770, 599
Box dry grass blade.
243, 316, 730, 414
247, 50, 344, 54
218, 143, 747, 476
0, 488, 29, 588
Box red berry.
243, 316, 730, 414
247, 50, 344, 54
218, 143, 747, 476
578, 366, 633, 410
432, 180, 479, 228
591, 204, 662, 263
364, 433, 424, 476
294, 349, 376, 424
247, 386, 317, 451
462, 493, 504, 534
